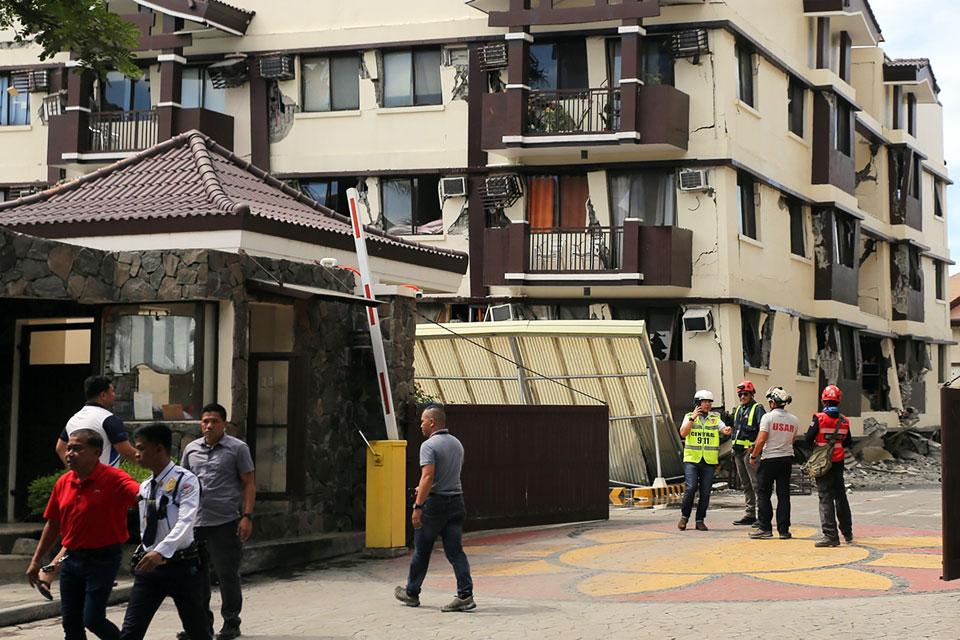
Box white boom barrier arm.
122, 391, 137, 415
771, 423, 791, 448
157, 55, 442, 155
346, 188, 399, 441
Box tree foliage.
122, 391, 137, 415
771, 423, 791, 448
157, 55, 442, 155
0, 0, 141, 77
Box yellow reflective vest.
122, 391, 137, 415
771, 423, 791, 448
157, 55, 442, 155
682, 411, 722, 465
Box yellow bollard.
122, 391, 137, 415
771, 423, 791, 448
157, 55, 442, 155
365, 440, 407, 553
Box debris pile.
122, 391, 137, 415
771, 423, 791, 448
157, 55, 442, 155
844, 417, 941, 489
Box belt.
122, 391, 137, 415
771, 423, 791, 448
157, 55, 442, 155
66, 544, 122, 559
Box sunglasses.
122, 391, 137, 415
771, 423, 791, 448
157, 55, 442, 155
737, 392, 752, 397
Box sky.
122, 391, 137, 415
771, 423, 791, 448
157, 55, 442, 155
866, 1, 959, 270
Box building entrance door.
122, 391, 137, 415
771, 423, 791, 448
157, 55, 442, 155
13, 322, 96, 519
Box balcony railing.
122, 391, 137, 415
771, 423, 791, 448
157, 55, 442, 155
527, 88, 620, 135
529, 226, 623, 272
87, 109, 158, 153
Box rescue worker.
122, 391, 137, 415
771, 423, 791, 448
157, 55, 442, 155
728, 380, 764, 526
804, 385, 854, 547
749, 387, 800, 540
678, 390, 732, 531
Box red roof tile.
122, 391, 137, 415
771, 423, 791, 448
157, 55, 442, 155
0, 130, 467, 271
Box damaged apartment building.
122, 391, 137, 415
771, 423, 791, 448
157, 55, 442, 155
0, 0, 951, 434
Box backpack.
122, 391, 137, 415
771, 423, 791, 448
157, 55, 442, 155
800, 425, 843, 479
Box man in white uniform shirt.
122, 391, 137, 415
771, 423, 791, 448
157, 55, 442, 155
119, 424, 211, 640
749, 387, 801, 540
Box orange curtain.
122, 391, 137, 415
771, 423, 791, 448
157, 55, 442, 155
527, 176, 556, 229
559, 174, 589, 228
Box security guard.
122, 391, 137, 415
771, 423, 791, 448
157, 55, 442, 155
728, 380, 765, 526
678, 390, 732, 531
120, 424, 211, 640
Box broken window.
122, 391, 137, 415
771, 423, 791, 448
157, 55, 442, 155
611, 306, 682, 360
797, 320, 812, 376
895, 338, 931, 411
608, 171, 676, 227
302, 54, 361, 112
381, 175, 442, 235
737, 171, 758, 239
835, 101, 851, 156
816, 323, 841, 385
860, 335, 891, 411
383, 49, 442, 107
833, 212, 856, 268
741, 307, 773, 369
908, 246, 922, 292
736, 42, 755, 107
787, 197, 805, 257
788, 77, 804, 137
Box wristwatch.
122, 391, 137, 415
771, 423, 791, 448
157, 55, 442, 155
241, 513, 254, 520
412, 503, 424, 510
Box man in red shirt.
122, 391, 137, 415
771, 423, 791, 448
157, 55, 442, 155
27, 428, 141, 640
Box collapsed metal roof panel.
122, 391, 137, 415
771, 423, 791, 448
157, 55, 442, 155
415, 320, 684, 485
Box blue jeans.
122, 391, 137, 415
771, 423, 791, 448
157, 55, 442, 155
59, 550, 122, 640
405, 494, 473, 599
681, 461, 716, 522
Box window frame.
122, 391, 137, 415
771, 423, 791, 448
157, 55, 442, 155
935, 261, 945, 301
100, 69, 151, 112
833, 212, 856, 268
934, 179, 945, 218
787, 76, 805, 137
300, 177, 357, 214
910, 155, 921, 199
382, 48, 443, 108
737, 171, 758, 240
300, 53, 361, 113
380, 175, 443, 235
741, 306, 774, 370
787, 196, 806, 257
180, 66, 227, 114
736, 43, 755, 108
835, 100, 851, 156
797, 320, 812, 377
939, 344, 949, 384
0, 73, 30, 126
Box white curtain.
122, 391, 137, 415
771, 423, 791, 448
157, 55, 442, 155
609, 171, 676, 227
111, 315, 195, 374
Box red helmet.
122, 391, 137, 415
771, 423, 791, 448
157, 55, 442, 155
821, 385, 842, 402
736, 380, 756, 394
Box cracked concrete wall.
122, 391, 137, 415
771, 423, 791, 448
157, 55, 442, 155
891, 243, 911, 316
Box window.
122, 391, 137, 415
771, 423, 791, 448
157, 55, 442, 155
526, 174, 590, 229
907, 93, 917, 137
0, 73, 30, 126
833, 213, 856, 268
381, 175, 442, 234
788, 77, 804, 137
939, 344, 949, 384
0, 189, 6, 202
103, 303, 210, 422
935, 180, 945, 217
181, 67, 227, 114
835, 101, 851, 156
101, 70, 151, 111
936, 262, 945, 300
383, 49, 441, 107
797, 320, 812, 376
529, 39, 588, 90
301, 54, 360, 112
742, 307, 773, 369
736, 43, 755, 107
301, 178, 356, 214
788, 197, 805, 257
908, 246, 922, 292
838, 325, 859, 380
607, 37, 674, 87
910, 155, 921, 199
737, 171, 758, 239
608, 171, 676, 226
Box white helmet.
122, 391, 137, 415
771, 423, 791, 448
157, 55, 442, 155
766, 386, 792, 406
694, 389, 715, 402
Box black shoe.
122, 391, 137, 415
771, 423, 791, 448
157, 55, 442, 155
733, 516, 757, 526
814, 537, 840, 548
749, 529, 773, 539
843, 533, 854, 544
779, 532, 792, 540
176, 634, 190, 640
216, 627, 241, 640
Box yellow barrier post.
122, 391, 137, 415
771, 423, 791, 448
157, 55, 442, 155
365, 440, 407, 555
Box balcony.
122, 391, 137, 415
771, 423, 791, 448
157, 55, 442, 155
483, 221, 692, 287
481, 84, 689, 159
48, 107, 234, 163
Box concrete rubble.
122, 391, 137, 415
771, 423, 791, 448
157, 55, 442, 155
844, 416, 941, 489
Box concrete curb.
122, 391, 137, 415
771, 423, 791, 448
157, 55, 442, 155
0, 584, 133, 628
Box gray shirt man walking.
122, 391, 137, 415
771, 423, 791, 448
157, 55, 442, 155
394, 404, 475, 612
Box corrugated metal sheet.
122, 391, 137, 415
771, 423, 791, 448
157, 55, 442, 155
414, 320, 684, 485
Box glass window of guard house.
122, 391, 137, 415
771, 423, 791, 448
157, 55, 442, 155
737, 172, 758, 239
736, 43, 755, 107
381, 175, 442, 235
101, 70, 151, 112
0, 74, 29, 126
383, 49, 441, 107
302, 54, 360, 112
788, 77, 804, 137
181, 67, 227, 114
608, 171, 676, 227
103, 303, 202, 422
529, 40, 588, 91
788, 197, 805, 257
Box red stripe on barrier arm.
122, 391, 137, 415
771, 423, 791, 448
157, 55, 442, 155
364, 283, 372, 300
379, 372, 392, 415
367, 307, 376, 325
349, 200, 361, 238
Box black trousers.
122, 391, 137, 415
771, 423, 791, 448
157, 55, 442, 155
119, 560, 211, 640
756, 456, 793, 535
195, 520, 243, 632
816, 460, 853, 541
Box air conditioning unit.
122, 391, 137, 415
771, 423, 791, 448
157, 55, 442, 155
207, 58, 249, 89
477, 42, 508, 72
27, 70, 49, 92
682, 308, 713, 333
678, 169, 709, 191
484, 304, 515, 322
480, 174, 523, 208
670, 29, 710, 61
259, 54, 295, 81
440, 176, 468, 198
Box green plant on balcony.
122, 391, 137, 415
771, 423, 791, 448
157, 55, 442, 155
529, 99, 579, 134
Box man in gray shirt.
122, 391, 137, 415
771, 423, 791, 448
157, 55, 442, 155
749, 387, 800, 541
180, 404, 255, 640
395, 404, 475, 612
